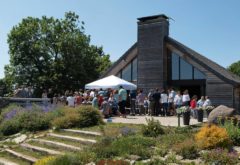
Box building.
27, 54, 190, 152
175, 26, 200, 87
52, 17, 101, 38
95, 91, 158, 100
102, 14, 240, 110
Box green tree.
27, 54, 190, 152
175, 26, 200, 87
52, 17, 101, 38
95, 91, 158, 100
6, 12, 111, 96
227, 60, 240, 77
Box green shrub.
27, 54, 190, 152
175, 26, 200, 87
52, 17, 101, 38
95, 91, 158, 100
93, 135, 155, 160
52, 109, 80, 129
195, 124, 231, 149
51, 106, 104, 129
201, 148, 239, 164
141, 118, 164, 137
220, 120, 240, 146
0, 119, 20, 136
17, 111, 50, 132
77, 106, 104, 127
173, 139, 199, 159
44, 152, 96, 165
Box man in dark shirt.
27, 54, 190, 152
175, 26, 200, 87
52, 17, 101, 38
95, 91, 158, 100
130, 90, 136, 116
152, 88, 161, 116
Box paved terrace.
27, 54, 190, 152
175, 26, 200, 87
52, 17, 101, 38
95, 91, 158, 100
104, 116, 208, 127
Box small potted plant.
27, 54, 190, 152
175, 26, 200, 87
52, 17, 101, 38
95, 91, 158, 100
177, 106, 191, 125
205, 106, 214, 117
196, 107, 204, 122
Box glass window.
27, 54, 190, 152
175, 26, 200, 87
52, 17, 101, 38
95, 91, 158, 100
122, 63, 131, 81
132, 58, 137, 81
180, 58, 192, 79
172, 53, 179, 80
116, 71, 121, 78
194, 68, 205, 79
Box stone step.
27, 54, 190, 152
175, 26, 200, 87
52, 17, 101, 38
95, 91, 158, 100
48, 133, 96, 144
5, 148, 38, 163
61, 129, 102, 136
0, 158, 19, 165
20, 143, 63, 155
31, 139, 82, 151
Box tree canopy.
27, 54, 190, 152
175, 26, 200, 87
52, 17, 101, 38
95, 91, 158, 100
5, 12, 111, 96
227, 60, 240, 77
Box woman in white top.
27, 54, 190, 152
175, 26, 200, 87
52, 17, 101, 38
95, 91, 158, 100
161, 90, 168, 116
182, 90, 190, 106
174, 91, 182, 109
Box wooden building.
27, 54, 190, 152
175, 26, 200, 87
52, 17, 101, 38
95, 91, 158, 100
102, 14, 240, 110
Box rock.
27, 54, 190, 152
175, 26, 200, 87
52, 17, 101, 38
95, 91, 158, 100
12, 134, 27, 144
128, 155, 141, 161
175, 155, 183, 160
141, 159, 151, 163
208, 105, 235, 124
233, 146, 240, 153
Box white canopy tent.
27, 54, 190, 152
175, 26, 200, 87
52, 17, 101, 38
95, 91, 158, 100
85, 75, 137, 90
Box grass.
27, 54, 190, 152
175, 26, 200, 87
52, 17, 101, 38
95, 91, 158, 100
12, 146, 48, 159
53, 130, 100, 140
0, 151, 31, 165
27, 140, 77, 153
41, 136, 88, 148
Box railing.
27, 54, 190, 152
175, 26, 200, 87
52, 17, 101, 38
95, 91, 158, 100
0, 97, 50, 107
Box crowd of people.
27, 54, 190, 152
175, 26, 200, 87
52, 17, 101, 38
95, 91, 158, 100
42, 86, 212, 119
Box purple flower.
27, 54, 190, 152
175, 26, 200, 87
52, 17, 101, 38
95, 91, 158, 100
5, 109, 17, 120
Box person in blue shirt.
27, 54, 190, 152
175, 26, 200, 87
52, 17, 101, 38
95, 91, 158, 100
118, 86, 127, 118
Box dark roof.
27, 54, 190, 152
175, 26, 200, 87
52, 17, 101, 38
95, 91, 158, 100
101, 42, 137, 78
166, 37, 240, 86
137, 14, 169, 22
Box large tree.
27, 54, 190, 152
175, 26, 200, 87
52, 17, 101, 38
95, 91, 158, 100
227, 60, 240, 77
5, 12, 111, 96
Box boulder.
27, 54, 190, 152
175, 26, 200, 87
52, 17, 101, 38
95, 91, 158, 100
12, 134, 27, 144
208, 105, 235, 124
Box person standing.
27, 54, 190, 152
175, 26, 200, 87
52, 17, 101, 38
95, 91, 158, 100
152, 88, 161, 116
197, 96, 205, 107
182, 90, 190, 106
174, 91, 183, 109
161, 89, 168, 116
130, 90, 136, 116
203, 96, 212, 107
137, 89, 145, 115
118, 86, 127, 118
190, 95, 198, 118
148, 89, 154, 116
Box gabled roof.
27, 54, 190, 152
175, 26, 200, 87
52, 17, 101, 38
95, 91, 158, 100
166, 37, 240, 86
101, 42, 137, 78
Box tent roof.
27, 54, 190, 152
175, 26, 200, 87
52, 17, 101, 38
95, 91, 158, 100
85, 75, 137, 90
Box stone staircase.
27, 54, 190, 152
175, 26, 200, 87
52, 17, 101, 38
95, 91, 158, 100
0, 129, 102, 165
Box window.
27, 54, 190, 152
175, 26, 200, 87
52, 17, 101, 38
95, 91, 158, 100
122, 63, 131, 81
194, 68, 205, 79
171, 52, 205, 80
132, 58, 138, 81
172, 53, 179, 80
180, 59, 192, 79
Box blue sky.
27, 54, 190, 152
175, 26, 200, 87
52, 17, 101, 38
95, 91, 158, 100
0, 0, 240, 78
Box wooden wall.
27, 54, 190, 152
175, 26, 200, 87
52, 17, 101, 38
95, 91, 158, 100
167, 44, 236, 108
137, 18, 169, 91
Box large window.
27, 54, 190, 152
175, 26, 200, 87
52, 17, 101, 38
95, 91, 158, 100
171, 53, 205, 80
180, 59, 192, 79
172, 53, 179, 80
132, 58, 138, 81
118, 57, 137, 82
122, 64, 131, 81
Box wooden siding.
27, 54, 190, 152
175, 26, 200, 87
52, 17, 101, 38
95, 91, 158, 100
234, 88, 240, 112
167, 44, 235, 108
137, 19, 169, 90
104, 47, 137, 76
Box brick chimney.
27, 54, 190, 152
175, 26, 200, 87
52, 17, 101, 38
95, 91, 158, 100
137, 14, 169, 90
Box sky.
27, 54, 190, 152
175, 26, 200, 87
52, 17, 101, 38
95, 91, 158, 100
0, 0, 240, 78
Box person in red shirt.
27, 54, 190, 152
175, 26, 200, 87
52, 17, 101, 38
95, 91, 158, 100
190, 95, 198, 119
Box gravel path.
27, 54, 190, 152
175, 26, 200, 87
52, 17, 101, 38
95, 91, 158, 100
104, 115, 208, 127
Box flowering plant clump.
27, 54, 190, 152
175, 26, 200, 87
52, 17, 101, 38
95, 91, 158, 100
204, 106, 214, 111
141, 117, 164, 137
176, 106, 190, 114
195, 124, 231, 149
201, 148, 239, 164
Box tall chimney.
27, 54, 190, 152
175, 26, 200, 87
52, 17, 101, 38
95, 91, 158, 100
137, 14, 169, 91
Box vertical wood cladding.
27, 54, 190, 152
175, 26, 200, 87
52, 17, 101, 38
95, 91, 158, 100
137, 17, 169, 90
